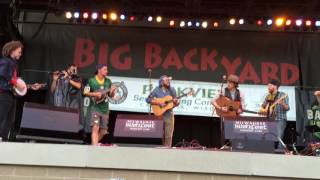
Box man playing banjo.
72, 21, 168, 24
0, 41, 26, 141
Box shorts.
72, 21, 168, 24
90, 111, 109, 129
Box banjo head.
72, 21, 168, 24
13, 78, 27, 96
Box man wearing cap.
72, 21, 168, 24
83, 64, 116, 145
211, 74, 244, 115
146, 75, 179, 147
260, 79, 289, 148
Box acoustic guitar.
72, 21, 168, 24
151, 88, 194, 117
259, 94, 288, 117
215, 96, 260, 117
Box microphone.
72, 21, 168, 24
148, 69, 152, 73
222, 75, 227, 81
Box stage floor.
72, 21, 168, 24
0, 142, 319, 179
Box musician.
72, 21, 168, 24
260, 80, 289, 148
146, 75, 180, 147
83, 64, 116, 145
49, 64, 81, 108
0, 41, 24, 141
308, 91, 320, 141
211, 74, 244, 115
312, 91, 320, 107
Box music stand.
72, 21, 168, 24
305, 125, 320, 142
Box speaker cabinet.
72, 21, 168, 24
113, 114, 163, 145
16, 102, 83, 144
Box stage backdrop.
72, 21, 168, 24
18, 23, 320, 122
20, 23, 308, 86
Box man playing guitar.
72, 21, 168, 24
211, 74, 244, 116
146, 75, 180, 147
0, 41, 24, 141
260, 79, 289, 149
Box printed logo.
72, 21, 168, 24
108, 81, 128, 104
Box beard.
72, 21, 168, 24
163, 83, 170, 89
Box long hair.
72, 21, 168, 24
2, 41, 24, 57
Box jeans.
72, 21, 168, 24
276, 120, 287, 149
162, 111, 174, 147
0, 92, 14, 140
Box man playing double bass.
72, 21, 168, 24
211, 74, 245, 116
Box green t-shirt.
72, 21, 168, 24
88, 76, 112, 114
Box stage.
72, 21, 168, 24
0, 142, 318, 180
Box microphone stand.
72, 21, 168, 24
220, 80, 225, 97
148, 69, 152, 115
218, 75, 227, 148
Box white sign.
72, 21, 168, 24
109, 76, 296, 121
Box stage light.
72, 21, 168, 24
305, 20, 312, 26
65, 11, 72, 19
213, 21, 219, 27
73, 12, 80, 19
296, 19, 302, 26
169, 20, 175, 26
147, 16, 153, 22
180, 21, 186, 27
285, 19, 291, 26
102, 13, 107, 20
229, 18, 236, 25
195, 22, 200, 27
156, 16, 162, 22
120, 14, 125, 20
110, 12, 117, 21
83, 12, 89, 19
129, 16, 135, 21
257, 20, 263, 25
315, 21, 320, 27
91, 12, 98, 20
187, 21, 192, 27
238, 19, 244, 25
202, 21, 208, 28
275, 18, 284, 26
267, 19, 273, 26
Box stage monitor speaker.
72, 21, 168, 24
232, 139, 274, 153
17, 102, 83, 144
113, 114, 163, 146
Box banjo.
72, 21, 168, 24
12, 78, 27, 96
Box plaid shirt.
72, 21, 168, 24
262, 91, 289, 121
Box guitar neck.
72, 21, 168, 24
177, 93, 188, 99
270, 94, 288, 109
243, 109, 259, 115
